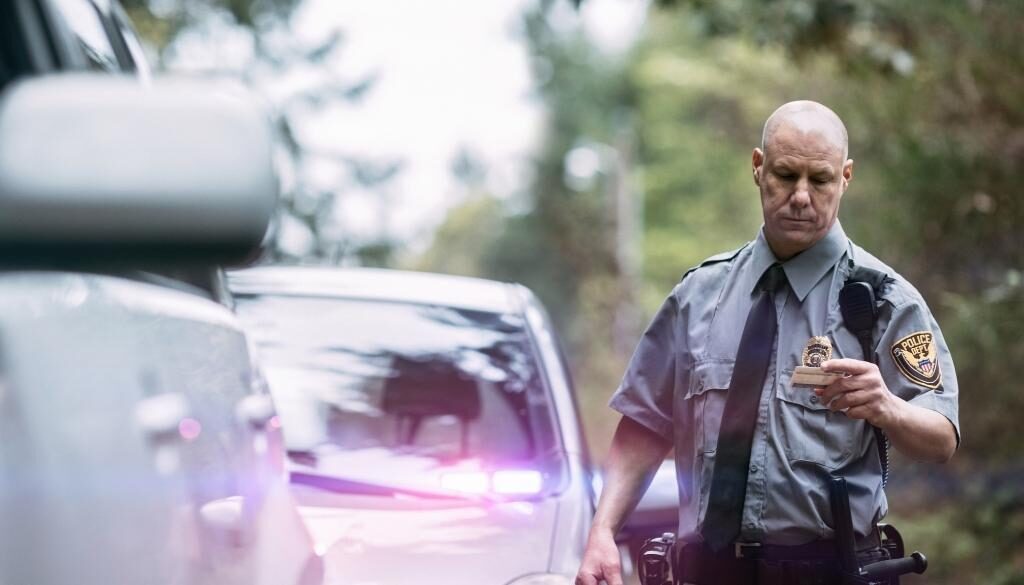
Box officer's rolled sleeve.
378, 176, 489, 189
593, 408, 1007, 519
608, 292, 681, 441
877, 299, 961, 447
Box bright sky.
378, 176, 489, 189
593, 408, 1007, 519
290, 0, 542, 248
167, 0, 647, 254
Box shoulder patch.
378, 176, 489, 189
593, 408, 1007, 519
680, 244, 748, 282
890, 331, 942, 389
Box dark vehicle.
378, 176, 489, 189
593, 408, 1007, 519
229, 266, 595, 585
0, 1, 320, 584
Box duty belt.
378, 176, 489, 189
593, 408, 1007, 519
637, 477, 929, 585
671, 536, 884, 585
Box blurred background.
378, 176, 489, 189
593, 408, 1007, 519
121, 0, 1023, 582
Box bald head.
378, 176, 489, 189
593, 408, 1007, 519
761, 100, 849, 161
752, 100, 854, 259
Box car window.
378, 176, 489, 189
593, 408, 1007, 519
51, 0, 119, 72
0, 14, 27, 90
0, 1, 44, 89
113, 9, 150, 78
234, 295, 560, 472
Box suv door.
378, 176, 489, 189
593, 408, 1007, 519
0, 2, 321, 584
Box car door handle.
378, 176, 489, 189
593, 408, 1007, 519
198, 495, 247, 548
236, 394, 276, 430
135, 392, 192, 474
135, 392, 190, 439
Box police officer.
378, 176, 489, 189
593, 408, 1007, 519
575, 101, 960, 585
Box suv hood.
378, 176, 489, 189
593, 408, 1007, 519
291, 483, 559, 585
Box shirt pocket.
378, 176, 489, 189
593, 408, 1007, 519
775, 368, 858, 469
685, 360, 734, 454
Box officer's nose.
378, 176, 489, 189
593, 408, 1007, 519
790, 177, 811, 208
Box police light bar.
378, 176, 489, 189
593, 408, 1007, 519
440, 471, 490, 494
439, 469, 544, 497
492, 470, 544, 495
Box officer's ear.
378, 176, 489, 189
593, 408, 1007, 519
752, 148, 765, 187
841, 158, 854, 191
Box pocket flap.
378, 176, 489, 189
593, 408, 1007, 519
776, 368, 830, 411
686, 360, 734, 398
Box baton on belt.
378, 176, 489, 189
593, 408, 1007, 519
830, 476, 928, 584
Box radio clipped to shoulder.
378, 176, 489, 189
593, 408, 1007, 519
839, 278, 878, 361
839, 262, 892, 486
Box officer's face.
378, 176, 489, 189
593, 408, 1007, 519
752, 124, 853, 260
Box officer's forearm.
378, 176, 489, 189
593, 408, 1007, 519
591, 415, 673, 535
881, 399, 957, 464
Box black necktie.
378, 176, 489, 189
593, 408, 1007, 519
702, 264, 786, 552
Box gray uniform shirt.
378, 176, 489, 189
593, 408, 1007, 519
610, 221, 960, 545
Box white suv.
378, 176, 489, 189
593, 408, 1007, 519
229, 266, 598, 585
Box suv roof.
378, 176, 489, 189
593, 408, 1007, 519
228, 266, 521, 314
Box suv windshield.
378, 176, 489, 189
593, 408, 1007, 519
234, 294, 561, 491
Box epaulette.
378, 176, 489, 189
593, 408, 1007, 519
680, 243, 748, 282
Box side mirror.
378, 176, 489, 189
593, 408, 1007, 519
0, 74, 277, 267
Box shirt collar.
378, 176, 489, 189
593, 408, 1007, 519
748, 221, 848, 302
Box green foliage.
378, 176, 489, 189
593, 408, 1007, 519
411, 197, 505, 279
655, 0, 1024, 302
939, 278, 1024, 462
890, 478, 1024, 584
630, 28, 785, 300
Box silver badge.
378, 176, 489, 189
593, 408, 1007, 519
791, 336, 841, 387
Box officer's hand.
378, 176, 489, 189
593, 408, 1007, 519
575, 527, 624, 585
817, 359, 902, 428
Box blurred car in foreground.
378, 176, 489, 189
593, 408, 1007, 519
0, 1, 321, 584
228, 266, 596, 585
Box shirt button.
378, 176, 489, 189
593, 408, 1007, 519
750, 464, 759, 473
809, 395, 819, 404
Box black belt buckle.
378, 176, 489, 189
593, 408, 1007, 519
734, 542, 761, 559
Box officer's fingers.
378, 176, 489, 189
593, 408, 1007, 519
840, 371, 888, 399
818, 370, 878, 402
821, 358, 875, 376
575, 561, 603, 585
825, 389, 851, 410
828, 389, 872, 411
844, 404, 875, 420
816, 377, 855, 402
602, 563, 625, 585
814, 384, 838, 403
